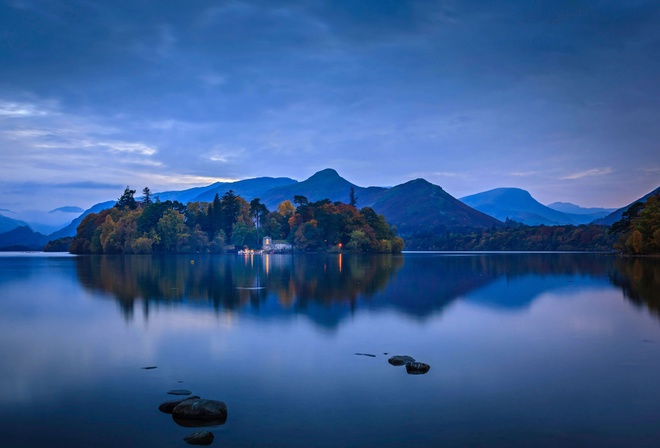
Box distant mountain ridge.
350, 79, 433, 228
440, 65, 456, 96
2, 170, 649, 250
546, 202, 615, 217
0, 213, 30, 234
460, 188, 606, 226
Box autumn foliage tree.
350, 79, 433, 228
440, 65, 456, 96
611, 194, 660, 254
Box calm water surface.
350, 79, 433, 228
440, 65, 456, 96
1, 252, 659, 447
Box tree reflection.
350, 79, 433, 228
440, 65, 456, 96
610, 257, 660, 319
75, 254, 404, 321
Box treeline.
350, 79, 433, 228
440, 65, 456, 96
609, 194, 660, 255
404, 222, 617, 251
67, 187, 403, 254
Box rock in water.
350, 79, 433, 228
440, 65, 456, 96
388, 355, 415, 366
173, 398, 228, 421
173, 415, 226, 428
159, 396, 201, 414
168, 389, 193, 395
183, 430, 214, 446
405, 362, 431, 375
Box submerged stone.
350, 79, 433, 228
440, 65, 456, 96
388, 355, 415, 366
168, 389, 193, 396
405, 362, 431, 375
183, 430, 214, 445
159, 396, 201, 414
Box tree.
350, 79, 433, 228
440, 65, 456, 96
293, 195, 309, 207
278, 200, 295, 217
157, 209, 187, 252
221, 190, 242, 240
250, 198, 269, 247
142, 187, 153, 205
209, 193, 223, 237
116, 186, 137, 210
349, 187, 358, 208
610, 202, 645, 235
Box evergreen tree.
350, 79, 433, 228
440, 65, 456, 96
115, 186, 137, 210
221, 190, 240, 240
142, 187, 153, 205
349, 187, 358, 208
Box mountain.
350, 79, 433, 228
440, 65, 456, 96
258, 169, 386, 210
49, 206, 84, 214
0, 226, 49, 251
0, 213, 30, 234
370, 179, 501, 233
594, 186, 660, 226
191, 177, 297, 203
48, 201, 116, 240
460, 188, 594, 226
546, 202, 615, 216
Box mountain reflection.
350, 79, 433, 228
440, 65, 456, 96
73, 253, 660, 326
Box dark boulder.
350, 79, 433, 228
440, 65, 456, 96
183, 430, 214, 445
173, 415, 227, 428
388, 355, 415, 366
159, 396, 200, 414
173, 398, 228, 422
405, 362, 431, 375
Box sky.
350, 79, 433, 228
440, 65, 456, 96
1, 0, 659, 217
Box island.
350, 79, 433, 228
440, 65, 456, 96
65, 187, 404, 254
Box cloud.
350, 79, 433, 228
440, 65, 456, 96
0, 100, 51, 118
203, 145, 246, 163
561, 168, 614, 180
102, 141, 157, 156
510, 171, 538, 177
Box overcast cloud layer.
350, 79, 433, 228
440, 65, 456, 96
1, 0, 659, 212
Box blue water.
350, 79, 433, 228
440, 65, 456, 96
0, 252, 659, 447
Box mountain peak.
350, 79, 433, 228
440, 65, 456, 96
308, 168, 341, 180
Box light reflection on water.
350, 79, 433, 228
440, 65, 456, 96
0, 252, 659, 447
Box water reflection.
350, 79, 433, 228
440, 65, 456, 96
74, 253, 660, 326
75, 254, 404, 321
610, 257, 660, 319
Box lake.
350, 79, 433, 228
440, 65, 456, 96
1, 252, 659, 447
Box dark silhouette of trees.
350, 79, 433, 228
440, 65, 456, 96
142, 187, 153, 205
349, 187, 358, 208
115, 186, 137, 210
